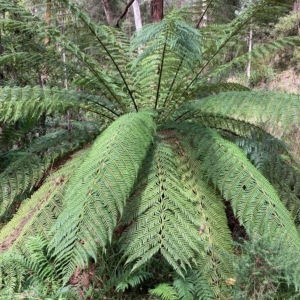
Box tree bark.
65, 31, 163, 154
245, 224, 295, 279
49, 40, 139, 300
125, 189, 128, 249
0, 10, 4, 84
101, 0, 113, 25
132, 0, 142, 31
44, 0, 51, 44
151, 0, 163, 22
246, 24, 253, 82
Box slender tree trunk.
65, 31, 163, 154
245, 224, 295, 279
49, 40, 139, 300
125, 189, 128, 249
101, 0, 113, 25
151, 0, 163, 22
61, 19, 71, 131
45, 0, 51, 44
294, 1, 300, 35
126, 0, 131, 36
132, 0, 142, 31
246, 24, 253, 82
0, 10, 4, 84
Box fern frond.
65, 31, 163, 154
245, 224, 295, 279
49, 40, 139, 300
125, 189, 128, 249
173, 275, 194, 300
176, 3, 299, 102
0, 148, 89, 253
62, 39, 133, 112
171, 129, 234, 297
197, 82, 250, 99
0, 154, 45, 219
191, 270, 215, 300
116, 270, 152, 292
131, 11, 202, 110
174, 90, 300, 141
0, 86, 120, 122
175, 124, 300, 247
121, 137, 202, 276
0, 236, 62, 299
48, 111, 156, 282
149, 283, 178, 300
59, 0, 132, 90
201, 36, 300, 83
54, 0, 138, 111
0, 123, 99, 219
229, 136, 300, 223
0, 251, 26, 298
121, 129, 233, 298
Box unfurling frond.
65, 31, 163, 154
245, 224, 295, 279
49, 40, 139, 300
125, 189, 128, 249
48, 111, 156, 282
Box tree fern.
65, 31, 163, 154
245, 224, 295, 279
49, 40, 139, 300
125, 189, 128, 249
1, 0, 300, 298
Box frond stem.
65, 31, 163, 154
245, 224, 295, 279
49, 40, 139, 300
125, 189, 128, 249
160, 59, 183, 111
196, 0, 214, 28
79, 15, 139, 112
77, 58, 126, 112
155, 41, 167, 110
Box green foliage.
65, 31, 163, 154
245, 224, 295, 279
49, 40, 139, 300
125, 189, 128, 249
0, 236, 77, 299
49, 111, 156, 282
0, 0, 300, 299
232, 234, 300, 299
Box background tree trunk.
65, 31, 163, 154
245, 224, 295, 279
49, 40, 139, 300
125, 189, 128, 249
151, 0, 163, 22
132, 0, 142, 31
246, 24, 253, 82
101, 0, 113, 25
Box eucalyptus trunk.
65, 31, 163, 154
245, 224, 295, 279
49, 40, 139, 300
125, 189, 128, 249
151, 0, 163, 22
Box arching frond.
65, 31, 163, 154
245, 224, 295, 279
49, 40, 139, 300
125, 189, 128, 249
174, 110, 289, 158
174, 90, 300, 140
58, 0, 133, 94
0, 148, 89, 253
175, 124, 300, 249
48, 111, 156, 282
121, 129, 233, 297
203, 36, 300, 83
121, 138, 202, 277
0, 86, 121, 122
229, 136, 300, 223
172, 129, 234, 297
197, 82, 250, 99
0, 123, 99, 220
149, 283, 178, 300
